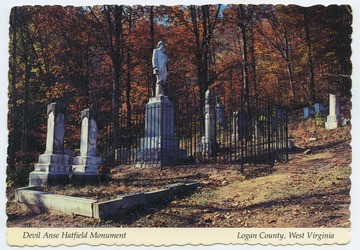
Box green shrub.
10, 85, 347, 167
315, 113, 325, 127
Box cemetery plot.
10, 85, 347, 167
7, 104, 351, 227
28, 166, 203, 201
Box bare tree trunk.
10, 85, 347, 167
334, 6, 352, 96
303, 8, 316, 104
126, 9, 132, 129
237, 5, 251, 112
188, 5, 220, 131
240, 23, 249, 96
9, 7, 18, 172
240, 24, 252, 125
249, 23, 257, 96
284, 29, 295, 99
21, 33, 30, 166
110, 5, 123, 152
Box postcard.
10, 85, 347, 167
2, 0, 359, 249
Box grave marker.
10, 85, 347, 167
72, 109, 102, 181
325, 94, 340, 130
200, 89, 217, 154
314, 103, 325, 114
303, 107, 314, 119
29, 103, 71, 186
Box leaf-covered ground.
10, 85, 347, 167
6, 111, 351, 228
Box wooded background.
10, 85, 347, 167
7, 4, 352, 173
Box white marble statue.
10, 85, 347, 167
152, 41, 169, 97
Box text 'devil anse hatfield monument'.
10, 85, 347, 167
134, 41, 186, 167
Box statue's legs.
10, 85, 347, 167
155, 81, 164, 97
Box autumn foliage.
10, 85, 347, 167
8, 4, 352, 172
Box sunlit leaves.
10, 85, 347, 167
8, 4, 352, 169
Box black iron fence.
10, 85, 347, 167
114, 93, 288, 172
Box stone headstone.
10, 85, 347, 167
271, 108, 284, 133
325, 94, 340, 130
231, 111, 239, 142
45, 103, 66, 154
303, 107, 314, 119
72, 109, 102, 175
255, 115, 266, 138
29, 103, 71, 186
288, 139, 295, 151
314, 103, 325, 114
216, 100, 226, 130
200, 89, 217, 154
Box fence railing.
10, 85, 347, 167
113, 93, 288, 171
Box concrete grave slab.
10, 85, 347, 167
15, 187, 95, 217
93, 182, 199, 219
15, 182, 200, 220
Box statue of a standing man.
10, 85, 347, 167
152, 41, 169, 97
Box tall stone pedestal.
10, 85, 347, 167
199, 89, 217, 155
72, 109, 102, 184
325, 94, 340, 130
134, 96, 186, 167
29, 103, 71, 186
231, 111, 239, 142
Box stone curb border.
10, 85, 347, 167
15, 182, 199, 219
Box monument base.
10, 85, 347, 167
133, 147, 187, 167
325, 115, 339, 130
133, 95, 187, 167
29, 171, 70, 186
34, 153, 71, 172
29, 153, 71, 186
71, 155, 102, 184
145, 96, 174, 138
72, 155, 102, 173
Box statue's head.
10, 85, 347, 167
157, 41, 166, 52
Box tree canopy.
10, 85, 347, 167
8, 4, 352, 171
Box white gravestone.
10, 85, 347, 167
29, 103, 71, 186
200, 89, 216, 154
72, 109, 102, 174
325, 94, 340, 130
232, 111, 239, 142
